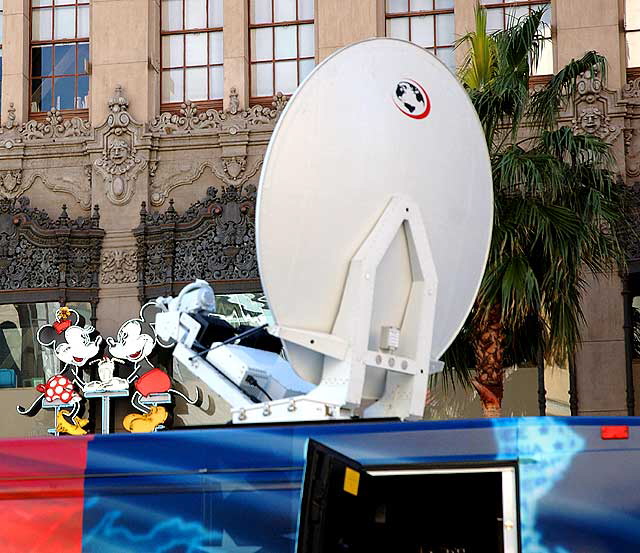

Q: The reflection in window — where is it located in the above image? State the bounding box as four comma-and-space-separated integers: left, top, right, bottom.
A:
0, 301, 92, 389
386, 0, 456, 72
249, 0, 315, 98
215, 293, 274, 328
30, 0, 89, 113
627, 0, 640, 68
480, 0, 552, 76
161, 0, 224, 105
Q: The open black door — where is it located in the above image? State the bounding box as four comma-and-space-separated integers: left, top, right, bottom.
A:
298, 440, 520, 553
297, 439, 373, 553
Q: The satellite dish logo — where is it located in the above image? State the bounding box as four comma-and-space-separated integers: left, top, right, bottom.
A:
393, 79, 431, 120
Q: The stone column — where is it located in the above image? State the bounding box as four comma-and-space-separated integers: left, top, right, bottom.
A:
2, 0, 29, 123
556, 0, 624, 90
223, 0, 249, 110
90, 0, 159, 123
89, 87, 150, 338
317, 0, 379, 62
454, 0, 477, 68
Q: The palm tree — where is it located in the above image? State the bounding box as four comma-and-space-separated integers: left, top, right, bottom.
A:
443, 4, 627, 417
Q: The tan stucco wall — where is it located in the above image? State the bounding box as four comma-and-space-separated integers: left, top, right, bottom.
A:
317, 0, 381, 61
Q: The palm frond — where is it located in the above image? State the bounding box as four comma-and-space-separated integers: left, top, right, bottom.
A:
529, 51, 607, 129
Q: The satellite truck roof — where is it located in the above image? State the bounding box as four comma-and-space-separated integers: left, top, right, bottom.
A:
257, 38, 493, 391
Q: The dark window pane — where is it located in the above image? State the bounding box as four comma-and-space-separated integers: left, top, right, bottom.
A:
77, 76, 89, 109
31, 77, 53, 112
32, 46, 53, 77
54, 43, 76, 76
53, 76, 75, 110
78, 42, 89, 75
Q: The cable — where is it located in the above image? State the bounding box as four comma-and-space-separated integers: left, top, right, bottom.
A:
245, 375, 273, 401
189, 323, 268, 361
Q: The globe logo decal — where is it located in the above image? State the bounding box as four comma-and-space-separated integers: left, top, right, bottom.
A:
393, 79, 430, 120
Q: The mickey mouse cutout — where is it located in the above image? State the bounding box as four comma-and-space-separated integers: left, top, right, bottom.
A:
17, 307, 102, 435
107, 302, 198, 432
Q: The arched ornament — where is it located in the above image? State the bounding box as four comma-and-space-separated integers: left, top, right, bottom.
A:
93, 86, 147, 205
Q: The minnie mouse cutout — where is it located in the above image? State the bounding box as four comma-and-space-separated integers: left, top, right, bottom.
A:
17, 307, 102, 435
107, 302, 198, 432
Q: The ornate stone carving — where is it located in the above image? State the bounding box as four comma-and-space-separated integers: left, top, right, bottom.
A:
0, 170, 29, 200
150, 156, 262, 206
572, 105, 620, 142
622, 77, 640, 179
621, 181, 640, 261
135, 185, 259, 300
20, 108, 91, 141
4, 103, 16, 130
624, 77, 640, 100
30, 172, 92, 209
214, 156, 263, 187
93, 86, 147, 205
0, 198, 104, 295
569, 71, 621, 144
101, 249, 138, 284
229, 87, 240, 114
148, 90, 288, 135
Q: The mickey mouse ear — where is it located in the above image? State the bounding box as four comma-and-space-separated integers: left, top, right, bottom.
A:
140, 301, 175, 348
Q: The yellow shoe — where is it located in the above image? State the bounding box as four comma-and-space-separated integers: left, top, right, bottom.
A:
74, 416, 90, 428
56, 410, 88, 436
123, 406, 168, 433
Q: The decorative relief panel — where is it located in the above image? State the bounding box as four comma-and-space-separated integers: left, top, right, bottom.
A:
0, 87, 288, 217
0, 170, 28, 200
29, 172, 92, 209
149, 156, 263, 207
564, 71, 622, 144
135, 184, 258, 301
101, 249, 138, 285
20, 108, 92, 142
622, 77, 640, 179
148, 88, 288, 136
93, 87, 147, 205
0, 198, 104, 305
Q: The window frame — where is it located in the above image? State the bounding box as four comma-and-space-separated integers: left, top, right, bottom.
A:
480, 0, 553, 77
248, 0, 315, 105
385, 0, 456, 65
480, 0, 549, 30
626, 0, 640, 78
160, 0, 224, 112
29, 0, 90, 119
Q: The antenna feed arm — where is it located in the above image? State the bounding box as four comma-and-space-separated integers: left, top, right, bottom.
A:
270, 326, 349, 360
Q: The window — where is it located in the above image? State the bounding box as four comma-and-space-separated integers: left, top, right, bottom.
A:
0, 302, 91, 389
161, 0, 223, 106
249, 0, 315, 99
627, 0, 640, 69
386, 0, 456, 72
481, 0, 552, 76
30, 0, 90, 113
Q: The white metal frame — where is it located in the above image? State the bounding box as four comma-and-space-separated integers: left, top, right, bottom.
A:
231, 195, 440, 423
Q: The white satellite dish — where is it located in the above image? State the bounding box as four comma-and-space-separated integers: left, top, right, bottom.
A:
256, 38, 492, 419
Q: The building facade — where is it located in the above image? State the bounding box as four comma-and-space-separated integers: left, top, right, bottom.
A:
0, 0, 638, 435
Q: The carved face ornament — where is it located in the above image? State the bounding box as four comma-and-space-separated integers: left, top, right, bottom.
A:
580, 108, 602, 134
108, 138, 130, 165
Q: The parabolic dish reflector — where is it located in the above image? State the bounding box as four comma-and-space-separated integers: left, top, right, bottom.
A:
257, 38, 492, 387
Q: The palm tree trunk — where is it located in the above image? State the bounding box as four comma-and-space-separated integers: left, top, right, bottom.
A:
472, 304, 505, 417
